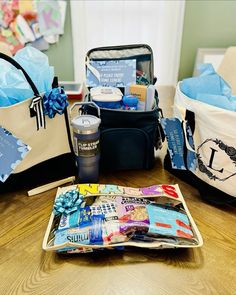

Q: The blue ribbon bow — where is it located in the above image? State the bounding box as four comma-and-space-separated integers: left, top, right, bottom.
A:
43, 87, 69, 119
53, 190, 84, 216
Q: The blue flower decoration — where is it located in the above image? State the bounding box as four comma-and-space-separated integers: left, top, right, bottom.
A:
43, 87, 69, 119
11, 160, 21, 170
53, 189, 84, 216
17, 139, 30, 159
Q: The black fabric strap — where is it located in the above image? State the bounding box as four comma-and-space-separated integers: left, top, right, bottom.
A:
181, 110, 195, 169
185, 110, 195, 135
64, 107, 75, 154
181, 120, 188, 170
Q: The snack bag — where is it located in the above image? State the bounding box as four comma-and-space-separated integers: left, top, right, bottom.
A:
46, 184, 203, 253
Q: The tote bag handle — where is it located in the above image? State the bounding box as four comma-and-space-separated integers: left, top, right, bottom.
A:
0, 52, 45, 130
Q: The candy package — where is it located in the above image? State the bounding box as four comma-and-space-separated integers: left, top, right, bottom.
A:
43, 184, 203, 254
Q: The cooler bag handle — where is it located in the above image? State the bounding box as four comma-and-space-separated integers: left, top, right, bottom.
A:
70, 101, 101, 118
0, 52, 45, 130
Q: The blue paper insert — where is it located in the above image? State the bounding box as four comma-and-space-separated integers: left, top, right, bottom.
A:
86, 59, 136, 87
0, 126, 31, 182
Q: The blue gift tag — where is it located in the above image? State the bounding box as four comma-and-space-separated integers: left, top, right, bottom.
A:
0, 126, 31, 182
86, 59, 136, 87
161, 118, 196, 171
161, 118, 186, 170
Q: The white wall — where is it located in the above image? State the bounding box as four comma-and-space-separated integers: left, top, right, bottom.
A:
70, 0, 185, 86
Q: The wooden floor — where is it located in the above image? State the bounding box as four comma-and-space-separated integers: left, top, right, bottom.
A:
0, 87, 235, 295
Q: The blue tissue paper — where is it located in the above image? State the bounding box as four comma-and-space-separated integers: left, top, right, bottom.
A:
180, 63, 236, 112
14, 46, 54, 93
230, 96, 236, 110
0, 46, 54, 107
196, 93, 234, 111
181, 75, 222, 99
0, 60, 34, 107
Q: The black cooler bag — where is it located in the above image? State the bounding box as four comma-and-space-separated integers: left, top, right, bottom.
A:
83, 44, 163, 171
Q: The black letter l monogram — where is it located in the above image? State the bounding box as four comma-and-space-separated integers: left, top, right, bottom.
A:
207, 148, 224, 173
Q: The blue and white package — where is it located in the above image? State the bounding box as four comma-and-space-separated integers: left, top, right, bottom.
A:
54, 227, 91, 246
58, 203, 86, 231
146, 204, 193, 239
79, 205, 92, 228
90, 214, 104, 245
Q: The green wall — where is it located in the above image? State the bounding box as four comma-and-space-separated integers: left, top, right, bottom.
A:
179, 0, 236, 80
45, 1, 74, 81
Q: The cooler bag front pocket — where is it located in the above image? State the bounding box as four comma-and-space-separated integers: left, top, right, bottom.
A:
100, 128, 151, 170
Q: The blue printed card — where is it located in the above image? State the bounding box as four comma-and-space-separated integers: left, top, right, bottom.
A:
0, 126, 31, 182
161, 118, 196, 171
86, 59, 136, 87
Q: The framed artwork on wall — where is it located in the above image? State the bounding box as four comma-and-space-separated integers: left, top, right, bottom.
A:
193, 48, 226, 76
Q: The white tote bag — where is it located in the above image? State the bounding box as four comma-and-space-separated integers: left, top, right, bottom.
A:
0, 53, 76, 192
173, 82, 236, 198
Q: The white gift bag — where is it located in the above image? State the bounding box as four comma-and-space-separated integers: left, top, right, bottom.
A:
0, 53, 76, 192
173, 82, 236, 199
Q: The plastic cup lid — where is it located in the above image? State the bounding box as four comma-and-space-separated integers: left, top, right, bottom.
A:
71, 115, 101, 131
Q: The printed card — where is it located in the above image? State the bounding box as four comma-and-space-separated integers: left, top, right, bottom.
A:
86, 59, 136, 87
0, 126, 31, 182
